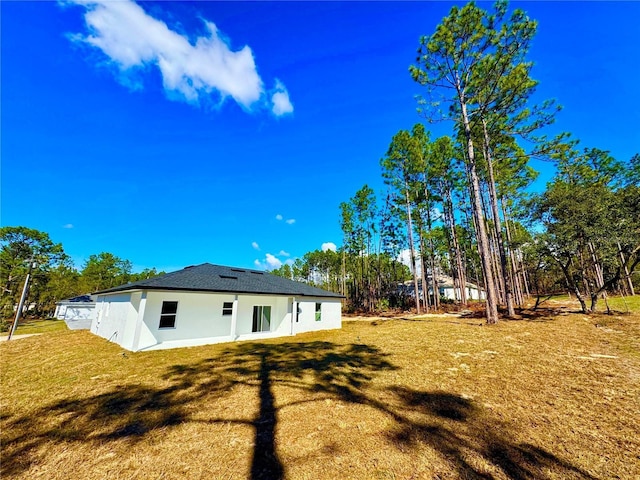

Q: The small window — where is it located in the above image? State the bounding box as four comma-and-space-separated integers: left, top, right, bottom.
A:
222, 302, 233, 316
159, 301, 178, 328
315, 302, 322, 322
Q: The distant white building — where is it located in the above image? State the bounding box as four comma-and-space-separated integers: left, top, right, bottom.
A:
401, 276, 486, 302
436, 277, 486, 301
90, 263, 343, 352
54, 295, 96, 330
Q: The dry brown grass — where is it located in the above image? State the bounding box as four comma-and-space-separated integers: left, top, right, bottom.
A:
2, 304, 639, 479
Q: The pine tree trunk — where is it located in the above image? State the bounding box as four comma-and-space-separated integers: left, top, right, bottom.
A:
426, 205, 440, 310
479, 180, 504, 305
521, 257, 531, 298
418, 228, 430, 312
443, 189, 466, 304
482, 119, 515, 317
404, 183, 421, 313
442, 203, 459, 302
447, 189, 468, 305
341, 250, 346, 296
488, 222, 506, 304
501, 199, 524, 306
459, 99, 499, 324
462, 196, 483, 302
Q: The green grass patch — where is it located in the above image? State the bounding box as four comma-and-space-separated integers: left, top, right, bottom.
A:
605, 294, 640, 313
1, 318, 68, 335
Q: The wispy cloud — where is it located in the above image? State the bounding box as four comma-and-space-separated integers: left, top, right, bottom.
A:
251, 241, 260, 250
271, 79, 293, 116
63, 223, 74, 229
277, 250, 290, 257
321, 242, 336, 252
275, 214, 295, 224
65, 0, 293, 116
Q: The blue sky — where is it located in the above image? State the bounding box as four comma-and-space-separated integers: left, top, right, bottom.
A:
2, 1, 639, 273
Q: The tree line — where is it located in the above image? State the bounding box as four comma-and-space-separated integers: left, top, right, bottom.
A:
0, 226, 163, 319
274, 1, 640, 318
4, 2, 638, 322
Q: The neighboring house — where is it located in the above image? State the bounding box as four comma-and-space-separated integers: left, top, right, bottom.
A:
55, 294, 96, 330
401, 276, 486, 302
90, 263, 343, 352
436, 277, 486, 301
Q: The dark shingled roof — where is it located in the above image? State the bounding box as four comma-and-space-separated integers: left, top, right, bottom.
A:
93, 263, 344, 298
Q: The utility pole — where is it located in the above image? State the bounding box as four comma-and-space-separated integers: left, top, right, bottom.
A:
7, 259, 36, 341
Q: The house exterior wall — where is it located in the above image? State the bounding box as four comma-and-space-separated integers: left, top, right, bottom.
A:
55, 303, 96, 330
293, 298, 342, 334
439, 286, 486, 301
140, 291, 235, 348
54, 304, 66, 319
235, 295, 290, 337
63, 306, 94, 330
91, 293, 137, 347
91, 289, 342, 352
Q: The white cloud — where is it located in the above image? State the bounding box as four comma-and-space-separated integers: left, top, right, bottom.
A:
266, 253, 282, 269
63, 223, 74, 229
321, 242, 337, 252
67, 0, 293, 115
277, 250, 290, 257
255, 253, 282, 270
271, 79, 293, 116
251, 241, 260, 250
285, 259, 295, 266
276, 214, 295, 224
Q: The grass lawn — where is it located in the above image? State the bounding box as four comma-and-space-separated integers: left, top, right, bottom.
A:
2, 303, 639, 479
1, 318, 68, 336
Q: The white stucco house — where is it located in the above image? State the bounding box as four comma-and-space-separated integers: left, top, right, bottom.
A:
90, 263, 343, 352
436, 277, 486, 301
54, 295, 96, 330
401, 276, 486, 302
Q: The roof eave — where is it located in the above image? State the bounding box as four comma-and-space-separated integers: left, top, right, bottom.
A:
94, 285, 344, 298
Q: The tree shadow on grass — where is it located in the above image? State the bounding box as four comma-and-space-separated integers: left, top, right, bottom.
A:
382, 386, 598, 479
1, 341, 394, 479
3, 340, 598, 480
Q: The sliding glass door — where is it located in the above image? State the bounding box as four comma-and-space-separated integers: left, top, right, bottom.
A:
252, 306, 271, 332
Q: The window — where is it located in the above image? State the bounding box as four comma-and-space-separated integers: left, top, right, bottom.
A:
252, 306, 271, 332
315, 302, 322, 322
222, 302, 233, 316
159, 301, 178, 328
